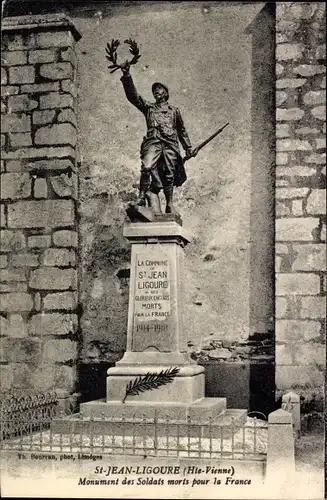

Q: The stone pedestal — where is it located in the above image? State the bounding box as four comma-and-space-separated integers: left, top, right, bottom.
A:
52, 216, 247, 435
80, 219, 228, 423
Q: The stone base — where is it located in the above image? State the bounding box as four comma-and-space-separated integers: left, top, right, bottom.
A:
126, 205, 182, 226
52, 400, 247, 439
106, 364, 205, 404
126, 205, 155, 223
80, 396, 227, 421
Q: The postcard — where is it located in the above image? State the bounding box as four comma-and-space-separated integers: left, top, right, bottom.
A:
1, 1, 325, 499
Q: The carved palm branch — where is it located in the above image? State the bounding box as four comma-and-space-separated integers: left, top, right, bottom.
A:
123, 367, 180, 403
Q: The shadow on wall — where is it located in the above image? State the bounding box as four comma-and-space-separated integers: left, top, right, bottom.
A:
248, 3, 276, 413
247, 2, 276, 338
3, 1, 272, 17
205, 363, 276, 416
78, 362, 114, 403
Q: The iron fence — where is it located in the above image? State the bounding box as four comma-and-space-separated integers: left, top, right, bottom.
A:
1, 391, 58, 440
0, 396, 268, 460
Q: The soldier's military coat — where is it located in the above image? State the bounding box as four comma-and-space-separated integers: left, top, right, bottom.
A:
121, 74, 192, 191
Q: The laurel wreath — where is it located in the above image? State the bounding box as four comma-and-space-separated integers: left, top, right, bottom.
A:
105, 38, 141, 74
122, 367, 180, 403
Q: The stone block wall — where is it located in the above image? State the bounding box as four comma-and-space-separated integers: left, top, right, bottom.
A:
1, 4, 325, 415
0, 15, 81, 403
275, 3, 326, 410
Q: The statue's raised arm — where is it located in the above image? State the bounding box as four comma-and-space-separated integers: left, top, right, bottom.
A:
106, 38, 147, 114
120, 63, 148, 114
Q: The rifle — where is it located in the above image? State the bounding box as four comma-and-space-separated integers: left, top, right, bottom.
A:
183, 122, 229, 163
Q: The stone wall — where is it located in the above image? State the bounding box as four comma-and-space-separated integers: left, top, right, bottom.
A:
275, 2, 326, 411
0, 15, 81, 405
1, 3, 325, 415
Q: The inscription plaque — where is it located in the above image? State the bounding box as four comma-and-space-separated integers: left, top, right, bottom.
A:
132, 250, 173, 350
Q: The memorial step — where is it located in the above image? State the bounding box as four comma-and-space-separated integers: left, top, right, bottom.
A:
211, 409, 248, 438
51, 400, 247, 439
79, 396, 227, 421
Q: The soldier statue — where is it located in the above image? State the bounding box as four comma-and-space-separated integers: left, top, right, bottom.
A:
106, 39, 228, 218
119, 61, 198, 215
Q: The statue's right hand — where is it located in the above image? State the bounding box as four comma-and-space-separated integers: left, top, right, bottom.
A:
120, 60, 130, 75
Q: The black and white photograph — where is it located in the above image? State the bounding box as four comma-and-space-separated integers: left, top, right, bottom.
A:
0, 1, 326, 499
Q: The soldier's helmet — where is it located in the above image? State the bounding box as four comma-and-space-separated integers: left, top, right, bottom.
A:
152, 82, 169, 100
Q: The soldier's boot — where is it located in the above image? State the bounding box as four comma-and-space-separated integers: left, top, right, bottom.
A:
134, 171, 150, 207
164, 185, 176, 214
147, 191, 162, 215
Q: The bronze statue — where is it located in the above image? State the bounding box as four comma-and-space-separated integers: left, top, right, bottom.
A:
106, 39, 198, 217
106, 39, 229, 219
120, 70, 198, 215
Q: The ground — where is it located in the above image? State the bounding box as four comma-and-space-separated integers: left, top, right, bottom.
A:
293, 428, 325, 500
0, 425, 324, 499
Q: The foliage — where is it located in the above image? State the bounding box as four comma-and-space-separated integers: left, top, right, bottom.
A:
105, 38, 141, 73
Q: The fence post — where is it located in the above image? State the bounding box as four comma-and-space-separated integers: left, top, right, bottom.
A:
282, 391, 301, 438
265, 409, 295, 493
56, 389, 70, 415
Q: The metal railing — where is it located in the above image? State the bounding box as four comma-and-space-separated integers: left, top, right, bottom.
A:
1, 397, 268, 460
1, 391, 58, 440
